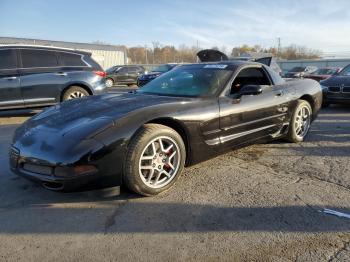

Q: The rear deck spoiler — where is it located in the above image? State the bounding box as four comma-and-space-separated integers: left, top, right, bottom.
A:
196, 49, 272, 66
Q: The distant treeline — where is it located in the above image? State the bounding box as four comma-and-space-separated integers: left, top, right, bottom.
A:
93, 41, 322, 64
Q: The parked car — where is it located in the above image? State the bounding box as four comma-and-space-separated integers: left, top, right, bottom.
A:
105, 65, 145, 87
0, 45, 107, 110
304, 67, 341, 82
137, 64, 177, 86
10, 60, 322, 196
283, 66, 318, 78
320, 64, 350, 106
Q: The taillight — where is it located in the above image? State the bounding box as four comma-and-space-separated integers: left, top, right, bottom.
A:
94, 71, 107, 77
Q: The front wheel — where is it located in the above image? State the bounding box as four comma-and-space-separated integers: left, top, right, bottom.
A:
286, 99, 312, 143
124, 124, 186, 196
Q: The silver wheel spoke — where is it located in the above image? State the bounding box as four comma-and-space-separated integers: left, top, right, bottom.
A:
141, 165, 153, 170
164, 144, 174, 153
158, 138, 165, 152
154, 171, 162, 184
168, 162, 175, 170
169, 151, 176, 160
151, 142, 157, 155
147, 169, 155, 182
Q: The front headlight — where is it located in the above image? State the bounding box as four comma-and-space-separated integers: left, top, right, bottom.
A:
321, 85, 328, 91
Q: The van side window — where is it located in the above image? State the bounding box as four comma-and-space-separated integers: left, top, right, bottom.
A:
59, 52, 87, 67
21, 49, 58, 68
0, 49, 17, 70
231, 67, 271, 94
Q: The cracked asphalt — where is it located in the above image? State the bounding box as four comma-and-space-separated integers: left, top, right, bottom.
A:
0, 105, 349, 261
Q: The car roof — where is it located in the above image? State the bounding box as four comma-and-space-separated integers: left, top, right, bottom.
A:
0, 44, 91, 56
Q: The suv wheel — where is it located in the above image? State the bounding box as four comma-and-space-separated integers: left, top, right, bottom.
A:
62, 86, 90, 101
105, 78, 114, 88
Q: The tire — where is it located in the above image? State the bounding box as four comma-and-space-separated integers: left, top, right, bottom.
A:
286, 99, 312, 143
124, 124, 186, 196
105, 78, 114, 88
62, 86, 90, 101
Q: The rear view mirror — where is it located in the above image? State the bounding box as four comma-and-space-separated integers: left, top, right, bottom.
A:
239, 85, 263, 96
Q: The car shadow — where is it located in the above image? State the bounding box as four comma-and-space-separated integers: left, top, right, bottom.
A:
0, 198, 349, 234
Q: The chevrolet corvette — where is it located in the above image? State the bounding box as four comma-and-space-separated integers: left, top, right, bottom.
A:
10, 61, 322, 196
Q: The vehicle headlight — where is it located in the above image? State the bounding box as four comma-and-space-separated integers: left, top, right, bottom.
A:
321, 85, 328, 91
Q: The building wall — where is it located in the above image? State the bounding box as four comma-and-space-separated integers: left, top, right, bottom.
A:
278, 58, 350, 72
81, 49, 125, 69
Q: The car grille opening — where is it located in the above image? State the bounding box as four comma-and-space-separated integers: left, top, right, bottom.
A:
22, 163, 53, 176
328, 86, 341, 92
343, 86, 350, 93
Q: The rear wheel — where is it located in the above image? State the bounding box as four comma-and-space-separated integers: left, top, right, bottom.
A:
105, 78, 114, 88
124, 124, 186, 196
286, 99, 312, 143
62, 86, 89, 101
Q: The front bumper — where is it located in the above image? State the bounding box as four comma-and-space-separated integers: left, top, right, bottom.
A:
9, 140, 124, 191
11, 166, 100, 191
324, 96, 350, 104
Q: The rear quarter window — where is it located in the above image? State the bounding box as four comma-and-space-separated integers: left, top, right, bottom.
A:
58, 52, 87, 67
0, 49, 17, 70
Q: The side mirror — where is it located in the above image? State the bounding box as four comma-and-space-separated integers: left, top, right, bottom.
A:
239, 85, 263, 96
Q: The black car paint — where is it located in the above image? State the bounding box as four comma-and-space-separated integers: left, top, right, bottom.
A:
0, 46, 107, 110
10, 61, 322, 191
321, 67, 350, 104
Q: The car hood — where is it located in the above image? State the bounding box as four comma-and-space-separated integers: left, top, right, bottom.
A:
321, 75, 350, 86
15, 93, 187, 141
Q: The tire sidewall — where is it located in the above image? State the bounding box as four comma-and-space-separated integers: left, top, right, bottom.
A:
124, 125, 186, 196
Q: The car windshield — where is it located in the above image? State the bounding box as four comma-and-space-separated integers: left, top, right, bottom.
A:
106, 66, 121, 73
138, 65, 233, 97
314, 68, 337, 75
340, 66, 350, 76
151, 64, 174, 73
289, 67, 305, 72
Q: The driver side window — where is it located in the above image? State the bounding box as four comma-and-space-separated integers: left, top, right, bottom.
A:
231, 67, 271, 95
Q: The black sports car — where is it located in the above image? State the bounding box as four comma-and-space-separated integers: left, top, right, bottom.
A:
137, 64, 177, 87
10, 61, 322, 196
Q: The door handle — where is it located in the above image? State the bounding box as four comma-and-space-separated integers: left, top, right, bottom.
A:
3, 76, 18, 80
55, 72, 68, 76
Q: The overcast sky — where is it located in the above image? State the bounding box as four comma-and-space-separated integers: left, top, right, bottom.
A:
1, 0, 350, 54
